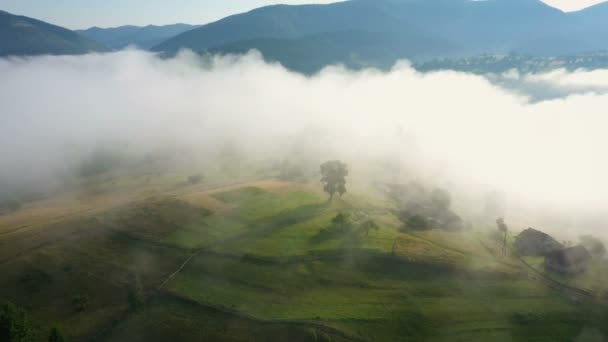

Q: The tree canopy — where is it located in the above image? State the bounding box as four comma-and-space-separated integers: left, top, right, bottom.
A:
320, 161, 348, 200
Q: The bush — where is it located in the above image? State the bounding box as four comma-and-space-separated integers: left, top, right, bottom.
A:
48, 326, 66, 342
71, 295, 90, 313
0, 302, 31, 342
395, 184, 463, 231
406, 215, 429, 230
187, 174, 203, 185
311, 213, 353, 243
580, 235, 606, 257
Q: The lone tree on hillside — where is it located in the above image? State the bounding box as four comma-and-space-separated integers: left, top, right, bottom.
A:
320, 161, 348, 201
496, 218, 508, 256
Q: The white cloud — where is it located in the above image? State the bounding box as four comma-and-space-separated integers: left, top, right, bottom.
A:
1, 50, 608, 225
541, 0, 606, 11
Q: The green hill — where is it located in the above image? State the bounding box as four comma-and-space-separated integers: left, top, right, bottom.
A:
1, 167, 607, 341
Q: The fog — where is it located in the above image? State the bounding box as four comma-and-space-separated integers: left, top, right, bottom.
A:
1, 50, 608, 234
492, 68, 608, 101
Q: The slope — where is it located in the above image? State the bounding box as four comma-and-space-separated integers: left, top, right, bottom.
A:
0, 10, 107, 56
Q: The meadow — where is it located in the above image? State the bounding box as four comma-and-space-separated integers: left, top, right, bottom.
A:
1, 173, 606, 341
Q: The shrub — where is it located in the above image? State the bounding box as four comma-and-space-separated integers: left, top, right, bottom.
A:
406, 215, 429, 230
187, 174, 203, 185
48, 326, 66, 342
71, 295, 90, 313
0, 302, 31, 342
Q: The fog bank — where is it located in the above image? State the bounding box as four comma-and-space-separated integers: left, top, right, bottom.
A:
1, 50, 607, 225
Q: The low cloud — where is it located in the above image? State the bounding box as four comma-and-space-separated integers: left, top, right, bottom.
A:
491, 68, 608, 101
1, 50, 608, 232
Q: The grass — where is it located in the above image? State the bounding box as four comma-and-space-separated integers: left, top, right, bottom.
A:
523, 256, 608, 297
167, 250, 584, 341
1, 178, 608, 341
162, 186, 325, 250
105, 295, 353, 342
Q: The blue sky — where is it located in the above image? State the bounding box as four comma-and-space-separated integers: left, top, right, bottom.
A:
1, 0, 605, 29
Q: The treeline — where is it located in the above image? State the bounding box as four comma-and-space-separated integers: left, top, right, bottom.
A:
0, 302, 65, 342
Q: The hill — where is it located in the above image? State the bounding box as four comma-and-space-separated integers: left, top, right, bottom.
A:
77, 24, 200, 50
152, 0, 608, 73
1, 159, 607, 341
0, 10, 106, 56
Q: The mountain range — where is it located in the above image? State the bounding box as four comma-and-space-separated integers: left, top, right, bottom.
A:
0, 10, 105, 56
76, 24, 200, 50
2, 0, 608, 73
152, 0, 608, 71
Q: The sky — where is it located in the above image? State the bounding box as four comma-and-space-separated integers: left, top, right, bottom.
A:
1, 0, 606, 29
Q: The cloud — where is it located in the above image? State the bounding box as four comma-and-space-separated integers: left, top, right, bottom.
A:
1, 50, 608, 226
491, 68, 608, 101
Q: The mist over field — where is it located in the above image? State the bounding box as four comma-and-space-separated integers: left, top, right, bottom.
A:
1, 50, 608, 230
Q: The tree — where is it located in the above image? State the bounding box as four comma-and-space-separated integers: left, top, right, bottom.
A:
320, 161, 348, 200
580, 235, 606, 257
48, 327, 66, 342
406, 214, 429, 230
0, 302, 31, 342
496, 218, 508, 256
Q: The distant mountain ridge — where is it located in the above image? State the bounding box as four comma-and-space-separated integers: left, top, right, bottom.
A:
77, 24, 201, 50
4, 0, 608, 73
0, 10, 106, 56
150, 0, 608, 73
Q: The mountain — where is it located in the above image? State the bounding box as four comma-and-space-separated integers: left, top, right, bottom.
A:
153, 1, 415, 53
210, 30, 458, 73
0, 10, 106, 56
77, 24, 200, 50
152, 0, 608, 73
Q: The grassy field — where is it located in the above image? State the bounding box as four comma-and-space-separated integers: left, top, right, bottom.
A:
523, 256, 608, 298
1, 177, 607, 341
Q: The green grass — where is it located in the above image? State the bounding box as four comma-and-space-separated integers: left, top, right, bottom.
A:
162, 187, 325, 250
2, 181, 608, 341
211, 211, 399, 258
524, 256, 608, 296
167, 250, 587, 341
105, 295, 353, 342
